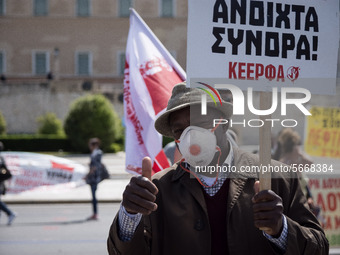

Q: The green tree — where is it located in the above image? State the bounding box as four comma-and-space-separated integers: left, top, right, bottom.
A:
64, 94, 123, 152
37, 112, 64, 135
0, 111, 7, 135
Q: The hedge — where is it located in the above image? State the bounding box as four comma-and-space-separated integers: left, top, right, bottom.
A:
0, 134, 125, 153
37, 112, 64, 135
0, 135, 74, 152
163, 136, 174, 148
0, 111, 6, 135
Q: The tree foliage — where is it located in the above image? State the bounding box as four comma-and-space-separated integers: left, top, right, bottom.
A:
37, 112, 64, 135
0, 111, 7, 135
64, 94, 123, 152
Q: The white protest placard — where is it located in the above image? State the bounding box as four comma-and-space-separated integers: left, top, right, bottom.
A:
187, 0, 339, 94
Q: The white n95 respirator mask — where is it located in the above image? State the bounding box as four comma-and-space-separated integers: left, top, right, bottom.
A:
176, 126, 218, 167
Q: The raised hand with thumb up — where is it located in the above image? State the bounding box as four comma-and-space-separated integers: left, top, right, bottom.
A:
122, 157, 159, 215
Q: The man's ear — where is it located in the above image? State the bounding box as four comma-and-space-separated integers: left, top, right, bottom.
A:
174, 140, 182, 155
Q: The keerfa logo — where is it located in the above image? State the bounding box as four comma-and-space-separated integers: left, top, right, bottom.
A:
287, 66, 300, 82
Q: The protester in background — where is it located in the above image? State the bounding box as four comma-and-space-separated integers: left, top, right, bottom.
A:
277, 128, 312, 194
86, 138, 103, 220
277, 128, 312, 167
0, 142, 17, 225
271, 130, 282, 161
108, 83, 328, 255
276, 128, 320, 218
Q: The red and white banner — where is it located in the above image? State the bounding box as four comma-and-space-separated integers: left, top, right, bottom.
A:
2, 152, 87, 194
124, 9, 186, 175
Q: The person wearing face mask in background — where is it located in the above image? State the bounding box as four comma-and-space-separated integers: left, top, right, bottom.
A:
107, 82, 328, 255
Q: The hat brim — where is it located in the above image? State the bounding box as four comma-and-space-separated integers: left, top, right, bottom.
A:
155, 101, 233, 138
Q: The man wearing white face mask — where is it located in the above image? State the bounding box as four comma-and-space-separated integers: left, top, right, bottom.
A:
108, 82, 328, 255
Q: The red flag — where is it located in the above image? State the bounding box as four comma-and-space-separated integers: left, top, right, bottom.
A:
124, 9, 186, 175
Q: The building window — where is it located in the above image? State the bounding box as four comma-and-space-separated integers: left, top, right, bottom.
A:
160, 0, 174, 17
0, 51, 5, 74
77, 0, 91, 17
119, 0, 132, 17
0, 0, 6, 16
34, 0, 48, 16
76, 52, 92, 75
33, 51, 49, 75
118, 52, 126, 76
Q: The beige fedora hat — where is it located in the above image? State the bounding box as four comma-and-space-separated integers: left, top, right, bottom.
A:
155, 82, 233, 137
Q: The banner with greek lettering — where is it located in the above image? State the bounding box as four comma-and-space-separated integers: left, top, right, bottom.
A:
2, 152, 87, 194
305, 106, 340, 158
308, 176, 340, 247
187, 0, 339, 94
